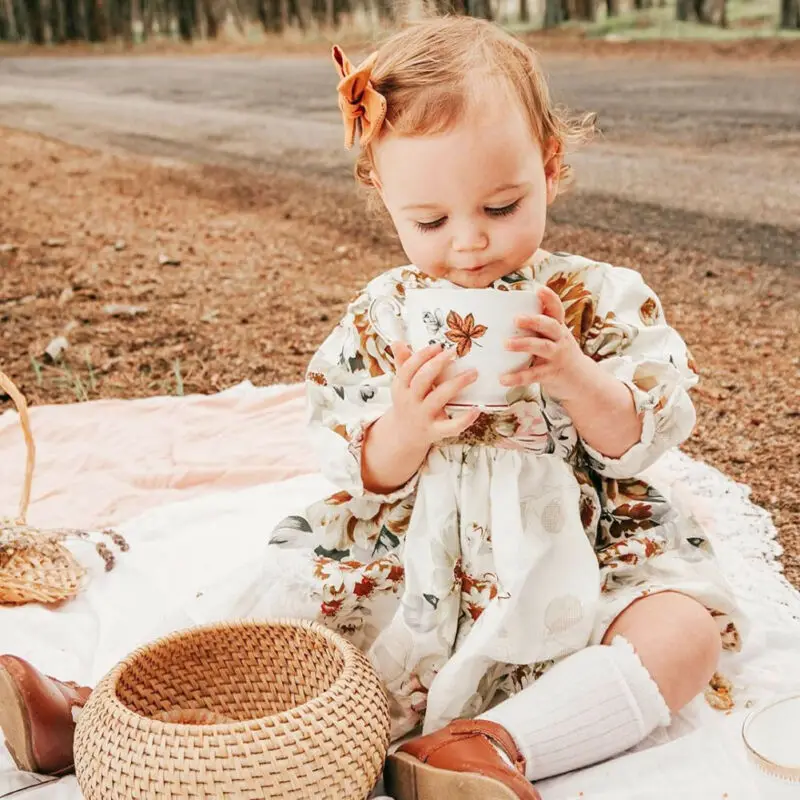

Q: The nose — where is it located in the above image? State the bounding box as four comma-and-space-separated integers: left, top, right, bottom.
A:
451, 221, 489, 253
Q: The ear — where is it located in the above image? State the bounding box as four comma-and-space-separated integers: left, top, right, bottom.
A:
369, 168, 384, 195
543, 138, 562, 205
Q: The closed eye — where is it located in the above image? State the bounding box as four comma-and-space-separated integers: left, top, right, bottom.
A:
414, 217, 447, 233
486, 199, 521, 218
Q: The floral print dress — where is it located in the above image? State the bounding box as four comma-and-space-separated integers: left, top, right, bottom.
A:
269, 252, 742, 741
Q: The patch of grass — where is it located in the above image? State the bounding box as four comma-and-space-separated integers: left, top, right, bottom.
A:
173, 359, 184, 397
505, 0, 799, 41
30, 356, 44, 387
582, 0, 798, 40
30, 354, 95, 402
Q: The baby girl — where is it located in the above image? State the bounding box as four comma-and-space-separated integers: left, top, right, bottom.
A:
268, 15, 742, 799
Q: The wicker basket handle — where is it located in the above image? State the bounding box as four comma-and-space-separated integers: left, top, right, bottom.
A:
0, 370, 35, 525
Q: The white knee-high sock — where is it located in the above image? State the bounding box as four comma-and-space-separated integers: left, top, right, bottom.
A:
479, 636, 671, 781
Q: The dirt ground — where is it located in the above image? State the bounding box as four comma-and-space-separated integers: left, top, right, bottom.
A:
1, 126, 797, 588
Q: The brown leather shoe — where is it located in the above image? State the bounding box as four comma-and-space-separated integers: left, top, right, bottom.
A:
0, 655, 92, 776
385, 718, 541, 800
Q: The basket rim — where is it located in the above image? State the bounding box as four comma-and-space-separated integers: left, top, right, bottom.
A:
95, 617, 379, 733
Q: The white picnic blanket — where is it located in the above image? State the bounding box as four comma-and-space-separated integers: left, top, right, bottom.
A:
1, 384, 799, 799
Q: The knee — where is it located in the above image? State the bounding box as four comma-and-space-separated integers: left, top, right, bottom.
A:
681, 600, 722, 685
658, 594, 721, 713
605, 591, 722, 714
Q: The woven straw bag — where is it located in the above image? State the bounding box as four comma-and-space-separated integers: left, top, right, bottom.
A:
74, 619, 391, 799
0, 371, 126, 605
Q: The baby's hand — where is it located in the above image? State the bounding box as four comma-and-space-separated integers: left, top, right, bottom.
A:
501, 286, 593, 402
391, 342, 480, 446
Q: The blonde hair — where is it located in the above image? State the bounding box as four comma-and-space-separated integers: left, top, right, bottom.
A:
353, 15, 596, 194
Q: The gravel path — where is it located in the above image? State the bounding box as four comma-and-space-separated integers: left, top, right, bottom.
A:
0, 53, 798, 265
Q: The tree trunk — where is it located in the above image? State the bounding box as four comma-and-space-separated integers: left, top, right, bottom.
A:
571, 0, 594, 20
107, 0, 132, 38
288, 0, 309, 29
781, 0, 800, 27
692, 0, 710, 21
0, 0, 12, 38
50, 0, 65, 40
465, 0, 491, 16
202, 0, 216, 35
85, 0, 107, 39
1, 0, 19, 38
605, 0, 616, 14
518, 0, 529, 21
119, 0, 132, 40
141, 0, 153, 37
259, 0, 285, 31
675, 0, 689, 18
24, 0, 44, 40
11, 0, 26, 37
543, 0, 562, 26
157, 0, 170, 35
228, 0, 245, 32
256, 0, 271, 28
177, 0, 193, 39
62, 0, 82, 38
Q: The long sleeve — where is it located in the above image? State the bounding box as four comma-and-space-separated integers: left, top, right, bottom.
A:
306, 276, 421, 504
576, 264, 698, 479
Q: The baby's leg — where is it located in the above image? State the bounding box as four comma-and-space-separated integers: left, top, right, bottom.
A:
480, 590, 721, 781
601, 590, 721, 712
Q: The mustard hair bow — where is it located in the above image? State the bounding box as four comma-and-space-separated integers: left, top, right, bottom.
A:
333, 45, 388, 150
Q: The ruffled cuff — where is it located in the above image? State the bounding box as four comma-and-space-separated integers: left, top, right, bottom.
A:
346, 414, 422, 504
313, 410, 422, 506
580, 361, 696, 479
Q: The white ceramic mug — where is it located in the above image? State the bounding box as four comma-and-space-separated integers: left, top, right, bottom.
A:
368, 287, 540, 408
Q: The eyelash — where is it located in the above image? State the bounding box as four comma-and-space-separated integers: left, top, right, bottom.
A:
414, 199, 522, 233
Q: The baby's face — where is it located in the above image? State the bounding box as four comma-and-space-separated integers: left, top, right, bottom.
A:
373, 102, 560, 289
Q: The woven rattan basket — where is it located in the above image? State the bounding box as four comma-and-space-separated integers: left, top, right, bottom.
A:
0, 370, 84, 605
74, 619, 391, 799
0, 371, 126, 605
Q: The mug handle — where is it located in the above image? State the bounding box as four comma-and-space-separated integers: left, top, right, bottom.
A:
367, 295, 405, 344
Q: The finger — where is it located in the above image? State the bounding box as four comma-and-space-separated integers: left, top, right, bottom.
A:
409, 347, 458, 399
514, 314, 563, 342
397, 343, 443, 386
500, 366, 546, 387
424, 367, 478, 412
505, 336, 557, 360
537, 286, 566, 324
391, 341, 413, 367
434, 407, 481, 439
